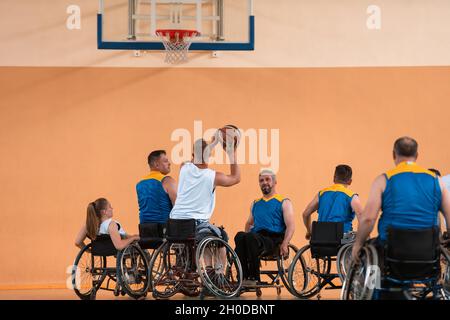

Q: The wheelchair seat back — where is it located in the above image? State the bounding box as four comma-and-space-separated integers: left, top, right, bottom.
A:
167, 219, 196, 242
91, 234, 117, 256
310, 221, 344, 258
138, 222, 166, 249
385, 227, 440, 281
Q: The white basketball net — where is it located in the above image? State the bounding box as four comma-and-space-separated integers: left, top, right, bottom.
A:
156, 30, 199, 64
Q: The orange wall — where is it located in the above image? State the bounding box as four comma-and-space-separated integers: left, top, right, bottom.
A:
0, 66, 449, 287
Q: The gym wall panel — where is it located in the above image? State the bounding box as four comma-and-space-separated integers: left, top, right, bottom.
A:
1, 0, 450, 67
0, 66, 449, 286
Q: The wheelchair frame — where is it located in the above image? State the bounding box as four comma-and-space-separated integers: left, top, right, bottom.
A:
342, 230, 450, 300
287, 223, 354, 299
238, 243, 298, 297
148, 219, 243, 299
71, 235, 151, 300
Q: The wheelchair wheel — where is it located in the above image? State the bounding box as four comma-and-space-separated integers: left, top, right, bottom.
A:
337, 243, 353, 282
440, 245, 450, 299
341, 244, 378, 300
117, 243, 150, 300
287, 245, 331, 299
149, 241, 189, 299
72, 244, 106, 300
196, 237, 243, 298
277, 244, 298, 295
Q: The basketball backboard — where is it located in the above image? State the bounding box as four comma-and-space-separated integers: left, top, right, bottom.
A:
98, 0, 254, 51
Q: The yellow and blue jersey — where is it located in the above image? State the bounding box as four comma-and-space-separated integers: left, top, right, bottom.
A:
136, 171, 173, 224
378, 161, 442, 242
318, 184, 357, 233
251, 194, 287, 234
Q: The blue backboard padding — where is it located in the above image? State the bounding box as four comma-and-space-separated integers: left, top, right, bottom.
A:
97, 14, 254, 51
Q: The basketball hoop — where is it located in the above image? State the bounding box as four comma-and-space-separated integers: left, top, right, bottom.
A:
156, 29, 200, 64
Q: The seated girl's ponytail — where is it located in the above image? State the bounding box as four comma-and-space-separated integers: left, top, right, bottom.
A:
86, 198, 108, 240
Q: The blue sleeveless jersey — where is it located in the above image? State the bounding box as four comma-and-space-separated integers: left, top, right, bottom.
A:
318, 184, 357, 233
251, 194, 287, 234
136, 171, 173, 224
378, 161, 441, 242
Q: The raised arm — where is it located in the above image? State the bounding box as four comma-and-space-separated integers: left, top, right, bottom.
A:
162, 176, 178, 205
302, 194, 319, 240
352, 174, 385, 260
214, 149, 241, 187
281, 199, 295, 255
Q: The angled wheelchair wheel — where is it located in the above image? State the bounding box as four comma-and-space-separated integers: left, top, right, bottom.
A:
337, 243, 353, 282
72, 244, 107, 300
149, 241, 188, 299
287, 245, 331, 299
196, 237, 243, 298
117, 243, 150, 300
277, 244, 298, 295
341, 245, 378, 300
440, 245, 450, 299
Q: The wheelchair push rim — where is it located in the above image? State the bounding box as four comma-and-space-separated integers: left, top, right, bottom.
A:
336, 242, 353, 282
117, 243, 151, 299
277, 244, 299, 295
440, 245, 450, 299
341, 244, 378, 300
196, 237, 243, 298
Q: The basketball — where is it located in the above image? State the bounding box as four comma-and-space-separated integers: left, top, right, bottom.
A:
219, 124, 241, 149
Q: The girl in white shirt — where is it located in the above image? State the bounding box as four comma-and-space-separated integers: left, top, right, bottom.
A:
75, 198, 139, 250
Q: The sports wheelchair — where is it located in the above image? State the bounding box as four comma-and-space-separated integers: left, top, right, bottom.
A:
71, 234, 151, 300
238, 242, 298, 297
138, 222, 166, 258
149, 219, 243, 299
287, 222, 354, 299
341, 227, 450, 300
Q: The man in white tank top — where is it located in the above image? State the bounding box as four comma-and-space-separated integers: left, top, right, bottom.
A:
170, 135, 241, 242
